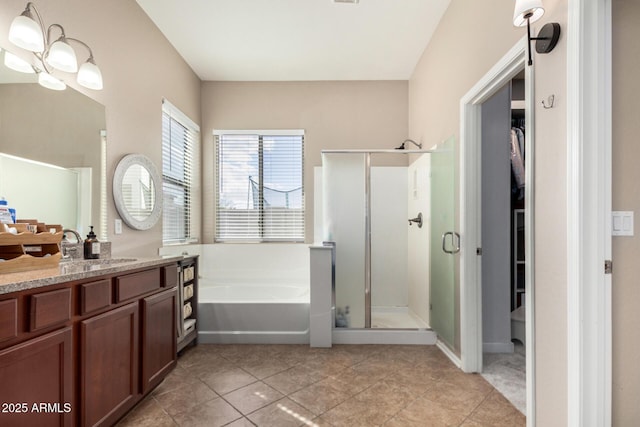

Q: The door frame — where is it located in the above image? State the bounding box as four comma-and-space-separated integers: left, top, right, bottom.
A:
460, 0, 614, 422
566, 0, 612, 425
459, 36, 535, 419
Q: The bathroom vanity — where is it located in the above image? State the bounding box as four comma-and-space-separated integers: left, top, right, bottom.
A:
0, 257, 182, 427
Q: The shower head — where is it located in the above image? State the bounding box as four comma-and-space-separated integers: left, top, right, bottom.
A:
395, 139, 422, 150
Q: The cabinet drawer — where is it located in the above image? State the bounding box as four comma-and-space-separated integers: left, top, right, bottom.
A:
80, 279, 112, 315
0, 299, 18, 342
162, 264, 179, 288
30, 288, 71, 332
115, 269, 161, 302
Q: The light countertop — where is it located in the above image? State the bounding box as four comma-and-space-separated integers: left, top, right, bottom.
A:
0, 256, 183, 295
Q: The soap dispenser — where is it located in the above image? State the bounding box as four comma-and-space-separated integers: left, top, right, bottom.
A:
84, 226, 100, 259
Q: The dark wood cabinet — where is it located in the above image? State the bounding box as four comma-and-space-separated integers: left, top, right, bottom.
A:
0, 298, 17, 343
0, 327, 73, 427
80, 302, 139, 427
0, 261, 180, 427
141, 287, 177, 393
114, 269, 161, 303
30, 288, 71, 332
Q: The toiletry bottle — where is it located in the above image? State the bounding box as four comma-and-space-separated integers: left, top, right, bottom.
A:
0, 197, 14, 224
84, 226, 100, 259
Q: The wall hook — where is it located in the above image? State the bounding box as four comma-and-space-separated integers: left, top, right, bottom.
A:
542, 94, 555, 109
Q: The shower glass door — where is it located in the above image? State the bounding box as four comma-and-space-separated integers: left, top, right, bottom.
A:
322, 152, 366, 328
430, 136, 457, 349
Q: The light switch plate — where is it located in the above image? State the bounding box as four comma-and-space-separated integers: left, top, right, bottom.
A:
114, 219, 123, 235
612, 211, 634, 236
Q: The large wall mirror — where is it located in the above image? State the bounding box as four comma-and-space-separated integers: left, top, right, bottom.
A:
0, 47, 107, 239
113, 154, 162, 231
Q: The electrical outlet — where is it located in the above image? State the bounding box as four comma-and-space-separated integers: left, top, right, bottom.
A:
114, 219, 122, 235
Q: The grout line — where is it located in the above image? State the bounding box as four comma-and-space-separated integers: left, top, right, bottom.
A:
152, 344, 522, 427
458, 388, 496, 426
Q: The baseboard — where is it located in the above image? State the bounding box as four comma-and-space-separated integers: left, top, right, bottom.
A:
437, 339, 462, 368
483, 341, 515, 353
332, 329, 437, 345
198, 330, 309, 344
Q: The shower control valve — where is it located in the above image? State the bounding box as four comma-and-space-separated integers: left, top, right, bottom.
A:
408, 212, 423, 228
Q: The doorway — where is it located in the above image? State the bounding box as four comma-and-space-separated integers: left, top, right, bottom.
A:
459, 38, 535, 423
478, 75, 527, 414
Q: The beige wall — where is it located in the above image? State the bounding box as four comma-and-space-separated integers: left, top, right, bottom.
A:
612, 0, 640, 424
409, 0, 568, 424
200, 81, 408, 242
2, 0, 636, 423
0, 0, 201, 256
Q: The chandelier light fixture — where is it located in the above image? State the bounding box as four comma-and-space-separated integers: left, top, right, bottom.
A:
7, 2, 103, 90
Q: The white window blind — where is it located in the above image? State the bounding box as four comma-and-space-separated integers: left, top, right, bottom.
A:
215, 131, 304, 242
162, 100, 199, 244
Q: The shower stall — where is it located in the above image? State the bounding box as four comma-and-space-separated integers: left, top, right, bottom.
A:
318, 137, 457, 347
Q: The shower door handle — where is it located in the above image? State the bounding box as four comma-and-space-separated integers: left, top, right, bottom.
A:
442, 231, 461, 254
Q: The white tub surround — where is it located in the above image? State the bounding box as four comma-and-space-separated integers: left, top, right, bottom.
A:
200, 284, 307, 302
198, 289, 310, 344
193, 243, 310, 344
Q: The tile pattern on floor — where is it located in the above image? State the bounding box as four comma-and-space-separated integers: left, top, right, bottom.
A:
116, 344, 525, 427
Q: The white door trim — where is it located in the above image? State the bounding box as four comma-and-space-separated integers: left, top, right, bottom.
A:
566, 0, 612, 425
459, 37, 536, 425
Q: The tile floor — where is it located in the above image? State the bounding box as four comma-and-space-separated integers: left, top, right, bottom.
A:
117, 344, 525, 427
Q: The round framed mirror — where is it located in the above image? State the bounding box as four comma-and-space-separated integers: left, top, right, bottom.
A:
113, 154, 162, 230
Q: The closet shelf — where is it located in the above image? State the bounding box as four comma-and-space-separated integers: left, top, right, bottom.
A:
511, 100, 525, 110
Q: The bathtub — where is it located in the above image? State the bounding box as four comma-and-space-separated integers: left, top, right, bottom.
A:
195, 243, 311, 344
200, 283, 309, 303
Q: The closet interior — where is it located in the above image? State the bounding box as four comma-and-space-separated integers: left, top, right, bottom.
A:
479, 72, 527, 416
510, 73, 526, 347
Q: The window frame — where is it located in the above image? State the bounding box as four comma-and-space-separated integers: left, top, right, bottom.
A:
214, 129, 305, 243
162, 99, 200, 245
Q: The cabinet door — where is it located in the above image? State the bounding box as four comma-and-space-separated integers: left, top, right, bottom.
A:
0, 327, 72, 427
141, 287, 177, 393
81, 302, 139, 427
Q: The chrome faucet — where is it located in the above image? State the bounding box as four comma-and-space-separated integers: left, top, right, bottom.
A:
63, 229, 83, 243
61, 244, 79, 259
61, 229, 83, 260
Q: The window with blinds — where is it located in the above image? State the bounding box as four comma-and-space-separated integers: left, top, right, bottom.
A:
215, 131, 304, 242
162, 100, 199, 244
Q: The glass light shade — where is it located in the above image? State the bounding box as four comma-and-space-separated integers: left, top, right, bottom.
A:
47, 39, 78, 73
77, 61, 103, 90
513, 0, 545, 27
8, 14, 44, 52
4, 51, 35, 74
38, 72, 66, 91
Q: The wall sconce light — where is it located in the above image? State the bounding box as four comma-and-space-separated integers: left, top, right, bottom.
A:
7, 2, 103, 90
513, 0, 561, 66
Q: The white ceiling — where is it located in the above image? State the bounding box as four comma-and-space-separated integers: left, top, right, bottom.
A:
136, 0, 451, 81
